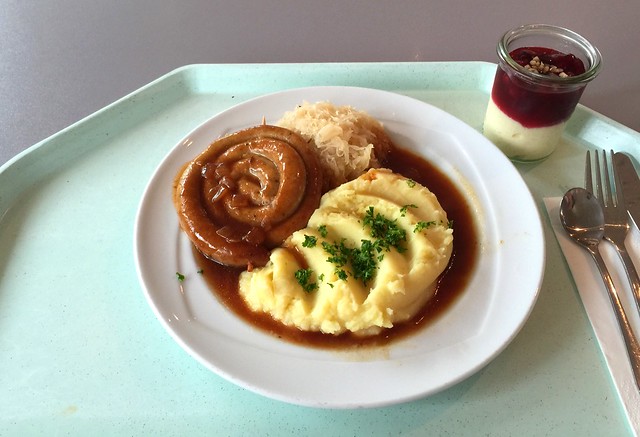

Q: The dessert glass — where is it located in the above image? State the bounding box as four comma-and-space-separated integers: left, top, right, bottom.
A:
483, 24, 602, 162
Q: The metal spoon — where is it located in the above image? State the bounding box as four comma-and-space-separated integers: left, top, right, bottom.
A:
560, 187, 640, 390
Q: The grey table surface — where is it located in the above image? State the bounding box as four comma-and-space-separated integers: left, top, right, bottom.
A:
1, 0, 639, 167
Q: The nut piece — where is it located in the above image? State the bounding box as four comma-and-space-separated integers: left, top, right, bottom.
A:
524, 56, 569, 78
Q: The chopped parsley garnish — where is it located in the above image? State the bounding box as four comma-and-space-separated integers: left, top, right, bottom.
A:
294, 268, 318, 292
318, 225, 328, 238
336, 269, 348, 281
414, 221, 437, 233
307, 207, 408, 287
322, 240, 350, 268
321, 240, 350, 281
197, 269, 204, 274
400, 204, 417, 217
302, 235, 317, 248
320, 239, 351, 281
406, 179, 416, 188
350, 239, 379, 284
176, 272, 185, 282
362, 206, 407, 253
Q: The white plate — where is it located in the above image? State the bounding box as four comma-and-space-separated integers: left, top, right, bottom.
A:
134, 86, 544, 408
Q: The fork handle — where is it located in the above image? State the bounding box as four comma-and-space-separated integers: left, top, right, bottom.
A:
613, 244, 640, 315
588, 246, 640, 390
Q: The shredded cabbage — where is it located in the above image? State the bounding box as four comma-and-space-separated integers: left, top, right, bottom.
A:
277, 101, 389, 190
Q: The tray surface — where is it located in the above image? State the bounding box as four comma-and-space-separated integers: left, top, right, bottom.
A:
1, 62, 638, 435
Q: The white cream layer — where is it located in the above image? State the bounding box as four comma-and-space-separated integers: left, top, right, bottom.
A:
483, 97, 565, 161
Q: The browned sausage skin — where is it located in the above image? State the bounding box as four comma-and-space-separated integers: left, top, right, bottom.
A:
174, 125, 323, 268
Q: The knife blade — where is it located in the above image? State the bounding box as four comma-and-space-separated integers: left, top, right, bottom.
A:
614, 152, 640, 230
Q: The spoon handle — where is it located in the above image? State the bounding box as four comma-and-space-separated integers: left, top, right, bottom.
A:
589, 246, 640, 390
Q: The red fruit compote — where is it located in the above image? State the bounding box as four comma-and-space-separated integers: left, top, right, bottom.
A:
483, 25, 601, 161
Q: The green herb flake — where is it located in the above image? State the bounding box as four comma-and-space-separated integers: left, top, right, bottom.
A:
362, 206, 407, 253
350, 239, 378, 285
406, 179, 416, 188
318, 225, 328, 238
322, 240, 349, 268
316, 207, 412, 287
302, 234, 317, 248
197, 269, 204, 274
414, 221, 437, 233
294, 268, 318, 293
176, 272, 185, 282
400, 203, 418, 217
336, 269, 348, 281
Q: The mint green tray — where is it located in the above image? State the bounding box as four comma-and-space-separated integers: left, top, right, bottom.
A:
1, 62, 638, 435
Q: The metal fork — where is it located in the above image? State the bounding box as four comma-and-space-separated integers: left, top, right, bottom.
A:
586, 149, 640, 314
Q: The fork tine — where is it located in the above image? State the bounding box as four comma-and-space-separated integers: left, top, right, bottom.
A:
603, 150, 614, 207
595, 150, 604, 201
585, 150, 593, 193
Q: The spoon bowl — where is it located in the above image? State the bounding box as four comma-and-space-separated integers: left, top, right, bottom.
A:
559, 187, 605, 249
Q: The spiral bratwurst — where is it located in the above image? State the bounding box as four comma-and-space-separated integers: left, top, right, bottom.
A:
174, 125, 323, 268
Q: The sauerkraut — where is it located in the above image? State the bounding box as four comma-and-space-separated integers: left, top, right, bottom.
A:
277, 101, 392, 191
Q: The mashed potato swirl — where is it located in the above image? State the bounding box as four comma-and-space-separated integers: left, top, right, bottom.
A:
239, 168, 453, 335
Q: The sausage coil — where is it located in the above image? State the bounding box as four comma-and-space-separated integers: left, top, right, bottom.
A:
174, 125, 323, 268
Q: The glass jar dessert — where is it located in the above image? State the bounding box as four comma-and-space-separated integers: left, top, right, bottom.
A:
483, 24, 602, 162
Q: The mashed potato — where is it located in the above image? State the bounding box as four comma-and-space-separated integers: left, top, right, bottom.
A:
277, 101, 392, 191
239, 168, 453, 335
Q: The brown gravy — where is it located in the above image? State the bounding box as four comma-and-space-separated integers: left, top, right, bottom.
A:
192, 145, 479, 349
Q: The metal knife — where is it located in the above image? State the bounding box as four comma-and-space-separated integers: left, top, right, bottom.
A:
614, 152, 640, 230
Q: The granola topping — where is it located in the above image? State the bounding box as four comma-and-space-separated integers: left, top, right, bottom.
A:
509, 46, 586, 78
524, 56, 569, 78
